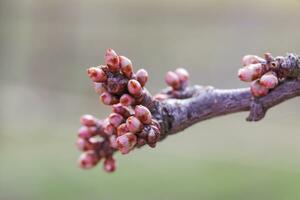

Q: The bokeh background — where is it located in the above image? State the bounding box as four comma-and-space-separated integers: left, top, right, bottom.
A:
1, 0, 300, 199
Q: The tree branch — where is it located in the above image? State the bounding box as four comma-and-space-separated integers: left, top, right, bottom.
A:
77, 50, 300, 172
156, 79, 300, 138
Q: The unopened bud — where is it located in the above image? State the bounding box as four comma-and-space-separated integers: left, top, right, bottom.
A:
76, 137, 101, 151
242, 55, 263, 66
116, 132, 137, 154
238, 63, 264, 82
126, 116, 143, 133
134, 105, 152, 124
175, 68, 189, 83
103, 157, 116, 173
108, 113, 124, 127
112, 104, 131, 118
103, 123, 116, 135
153, 93, 168, 101
78, 126, 97, 139
93, 82, 107, 94
80, 114, 96, 126
260, 72, 278, 89
105, 48, 120, 72
165, 71, 180, 89
109, 135, 118, 149
128, 79, 142, 97
250, 80, 269, 97
136, 69, 148, 87
87, 66, 107, 82
78, 151, 100, 169
100, 92, 118, 105
117, 123, 129, 136
120, 94, 135, 106
119, 55, 133, 78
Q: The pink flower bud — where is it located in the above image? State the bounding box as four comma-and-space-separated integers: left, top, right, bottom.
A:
250, 80, 269, 97
117, 123, 129, 136
128, 79, 142, 97
100, 92, 118, 105
105, 48, 120, 72
137, 138, 146, 147
136, 69, 148, 87
109, 135, 118, 149
80, 114, 96, 126
165, 71, 180, 90
78, 151, 100, 169
119, 55, 133, 78
103, 157, 116, 172
78, 126, 97, 139
87, 66, 107, 82
153, 93, 168, 101
134, 105, 152, 124
103, 123, 116, 135
108, 113, 124, 127
242, 55, 263, 66
112, 104, 131, 118
76, 137, 89, 151
116, 132, 137, 154
120, 94, 135, 106
126, 116, 143, 133
238, 63, 264, 82
93, 82, 107, 94
260, 72, 278, 89
175, 68, 189, 83
76, 137, 101, 151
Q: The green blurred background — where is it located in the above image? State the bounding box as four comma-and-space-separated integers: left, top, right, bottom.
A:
1, 0, 300, 199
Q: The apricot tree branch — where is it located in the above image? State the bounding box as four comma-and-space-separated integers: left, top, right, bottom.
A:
76, 50, 300, 172
155, 79, 300, 138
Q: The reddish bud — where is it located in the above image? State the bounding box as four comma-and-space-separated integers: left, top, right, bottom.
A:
134, 105, 152, 124
137, 138, 146, 147
103, 157, 116, 173
238, 63, 264, 82
112, 104, 131, 118
165, 71, 180, 89
109, 135, 118, 149
117, 123, 129, 136
153, 93, 168, 100
120, 94, 135, 106
76, 137, 101, 151
108, 113, 124, 127
119, 55, 133, 78
93, 82, 107, 94
242, 55, 263, 66
78, 151, 100, 169
80, 114, 96, 126
250, 80, 269, 97
76, 137, 89, 151
175, 68, 189, 83
128, 79, 143, 97
126, 116, 143, 133
105, 48, 120, 72
260, 72, 278, 89
87, 66, 107, 82
136, 69, 148, 87
78, 126, 97, 139
116, 132, 137, 154
103, 123, 116, 135
100, 92, 118, 105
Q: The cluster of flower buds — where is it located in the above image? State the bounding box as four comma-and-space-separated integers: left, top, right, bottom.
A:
77, 49, 160, 172
153, 68, 190, 100
77, 114, 116, 172
238, 53, 280, 97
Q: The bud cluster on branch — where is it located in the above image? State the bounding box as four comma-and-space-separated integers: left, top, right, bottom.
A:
76, 49, 300, 173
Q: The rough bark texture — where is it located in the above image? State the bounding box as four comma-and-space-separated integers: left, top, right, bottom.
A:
154, 79, 300, 137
